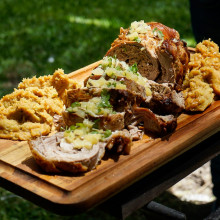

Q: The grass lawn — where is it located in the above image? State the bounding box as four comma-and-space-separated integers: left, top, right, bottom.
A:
0, 0, 195, 98
0, 0, 196, 219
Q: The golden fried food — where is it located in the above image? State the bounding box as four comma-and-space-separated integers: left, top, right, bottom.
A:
183, 39, 220, 111
0, 69, 78, 140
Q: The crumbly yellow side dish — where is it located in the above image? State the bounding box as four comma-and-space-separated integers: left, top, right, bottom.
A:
183, 39, 220, 111
0, 69, 78, 140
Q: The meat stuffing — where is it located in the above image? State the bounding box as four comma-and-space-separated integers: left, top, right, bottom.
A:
106, 20, 189, 89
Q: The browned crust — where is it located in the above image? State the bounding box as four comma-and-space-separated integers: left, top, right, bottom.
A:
147, 22, 180, 40
156, 39, 190, 87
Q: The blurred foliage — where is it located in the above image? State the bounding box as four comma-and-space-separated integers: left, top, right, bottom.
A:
0, 0, 195, 98
0, 0, 196, 219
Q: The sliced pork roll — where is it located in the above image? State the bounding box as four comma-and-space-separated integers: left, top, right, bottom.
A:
85, 57, 185, 115
106, 21, 189, 88
29, 124, 132, 173
62, 111, 125, 131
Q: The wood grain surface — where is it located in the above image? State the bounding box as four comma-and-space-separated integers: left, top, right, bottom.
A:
0, 62, 220, 213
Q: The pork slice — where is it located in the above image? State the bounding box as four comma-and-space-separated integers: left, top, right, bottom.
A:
29, 130, 132, 174
147, 22, 180, 40
105, 129, 132, 154
84, 74, 184, 115
106, 41, 160, 80
84, 75, 147, 100
155, 39, 190, 87
29, 132, 104, 173
66, 87, 145, 112
106, 22, 190, 88
145, 81, 185, 115
65, 87, 102, 107
127, 125, 144, 141
62, 111, 125, 131
127, 106, 177, 136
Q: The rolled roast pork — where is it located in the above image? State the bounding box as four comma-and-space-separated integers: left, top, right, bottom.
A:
106, 21, 190, 88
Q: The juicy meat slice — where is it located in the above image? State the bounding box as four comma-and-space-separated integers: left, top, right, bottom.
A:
64, 84, 182, 138
106, 41, 160, 80
127, 125, 144, 141
84, 75, 148, 100
29, 132, 104, 173
105, 22, 190, 88
65, 87, 145, 111
105, 129, 132, 154
64, 88, 99, 107
156, 39, 190, 87
130, 107, 177, 136
84, 75, 185, 115
28, 130, 132, 173
145, 81, 185, 115
62, 111, 125, 131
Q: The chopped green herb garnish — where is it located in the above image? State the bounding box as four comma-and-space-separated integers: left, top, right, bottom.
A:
70, 125, 77, 130
93, 118, 100, 129
134, 37, 141, 43
67, 102, 81, 112
98, 89, 112, 109
60, 126, 69, 131
107, 82, 117, 88
112, 82, 117, 87
153, 27, 164, 40
90, 130, 99, 134
129, 63, 138, 75
110, 72, 115, 78
97, 107, 102, 113
75, 123, 86, 128
71, 102, 81, 108
103, 129, 112, 138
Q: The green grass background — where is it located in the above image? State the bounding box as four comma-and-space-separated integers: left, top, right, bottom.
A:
0, 0, 195, 98
0, 0, 196, 219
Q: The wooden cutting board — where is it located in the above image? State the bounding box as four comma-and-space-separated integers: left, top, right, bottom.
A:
0, 61, 220, 214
